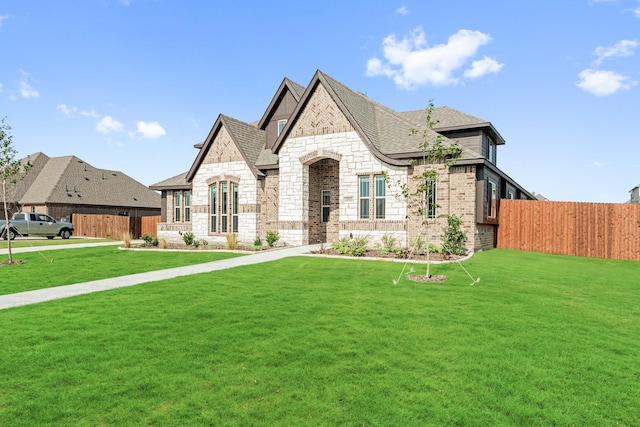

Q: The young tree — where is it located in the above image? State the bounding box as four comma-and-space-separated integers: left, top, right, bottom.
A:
0, 117, 31, 263
395, 100, 463, 279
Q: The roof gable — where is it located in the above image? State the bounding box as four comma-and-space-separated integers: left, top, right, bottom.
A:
257, 77, 305, 130
186, 114, 265, 182
273, 70, 408, 166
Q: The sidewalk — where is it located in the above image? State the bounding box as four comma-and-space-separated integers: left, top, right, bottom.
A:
0, 244, 320, 310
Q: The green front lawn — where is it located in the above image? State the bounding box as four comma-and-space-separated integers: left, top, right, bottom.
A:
0, 246, 244, 295
0, 237, 115, 249
0, 250, 638, 425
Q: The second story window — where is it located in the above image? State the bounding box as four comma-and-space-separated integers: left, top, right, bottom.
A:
487, 136, 497, 164
278, 119, 288, 136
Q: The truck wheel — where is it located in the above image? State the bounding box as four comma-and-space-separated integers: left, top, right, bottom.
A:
60, 229, 71, 239
7, 229, 16, 240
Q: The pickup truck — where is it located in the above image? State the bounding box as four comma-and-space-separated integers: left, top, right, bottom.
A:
1, 212, 74, 240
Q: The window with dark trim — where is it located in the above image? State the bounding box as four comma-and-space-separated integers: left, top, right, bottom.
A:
487, 136, 497, 164
487, 179, 498, 218
322, 190, 330, 223
277, 119, 287, 136
425, 179, 436, 219
174, 191, 181, 222
359, 176, 370, 219
209, 181, 239, 234
375, 175, 386, 219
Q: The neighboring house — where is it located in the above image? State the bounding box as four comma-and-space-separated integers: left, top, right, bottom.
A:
151, 70, 533, 251
3, 152, 160, 221
630, 184, 639, 204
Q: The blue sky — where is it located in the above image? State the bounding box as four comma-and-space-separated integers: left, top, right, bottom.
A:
1, 0, 639, 203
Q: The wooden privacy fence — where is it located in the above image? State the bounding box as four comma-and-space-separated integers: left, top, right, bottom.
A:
73, 214, 161, 239
497, 199, 640, 261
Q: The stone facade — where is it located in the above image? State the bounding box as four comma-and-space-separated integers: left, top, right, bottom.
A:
155, 71, 531, 253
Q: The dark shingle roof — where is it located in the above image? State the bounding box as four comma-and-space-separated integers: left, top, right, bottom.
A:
186, 114, 266, 182
149, 172, 190, 190
18, 153, 160, 208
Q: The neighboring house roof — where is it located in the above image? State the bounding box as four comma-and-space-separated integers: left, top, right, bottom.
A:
186, 114, 266, 182
149, 172, 191, 191
16, 152, 160, 208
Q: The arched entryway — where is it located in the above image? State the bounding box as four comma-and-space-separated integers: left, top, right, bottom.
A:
308, 158, 340, 244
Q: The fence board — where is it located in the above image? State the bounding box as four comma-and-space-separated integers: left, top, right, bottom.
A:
497, 200, 640, 261
72, 214, 160, 239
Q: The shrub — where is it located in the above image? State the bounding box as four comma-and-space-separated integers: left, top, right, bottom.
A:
182, 232, 195, 246
159, 239, 168, 249
141, 234, 159, 247
253, 237, 263, 251
332, 235, 369, 257
226, 233, 238, 250
410, 236, 428, 254
265, 230, 280, 247
377, 233, 402, 256
193, 238, 208, 248
121, 232, 132, 248
441, 214, 467, 255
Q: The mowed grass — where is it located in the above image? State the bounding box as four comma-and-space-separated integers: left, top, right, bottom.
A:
0, 249, 639, 425
0, 246, 244, 295
0, 237, 114, 249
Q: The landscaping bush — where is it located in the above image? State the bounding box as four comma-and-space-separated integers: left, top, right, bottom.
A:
226, 233, 238, 250
182, 232, 195, 246
141, 234, 159, 247
332, 235, 369, 256
377, 233, 402, 256
265, 230, 280, 247
441, 214, 467, 255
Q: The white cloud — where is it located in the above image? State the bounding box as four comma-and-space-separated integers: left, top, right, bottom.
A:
464, 56, 504, 78
96, 116, 124, 134
395, 6, 408, 15
591, 161, 605, 168
594, 39, 638, 65
576, 69, 637, 96
131, 121, 166, 139
18, 71, 39, 99
0, 15, 10, 30
366, 27, 500, 88
56, 104, 77, 116
80, 108, 100, 118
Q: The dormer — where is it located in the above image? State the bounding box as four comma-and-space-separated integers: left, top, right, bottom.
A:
257, 77, 306, 151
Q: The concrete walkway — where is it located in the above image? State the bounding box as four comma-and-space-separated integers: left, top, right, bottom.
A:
0, 243, 321, 310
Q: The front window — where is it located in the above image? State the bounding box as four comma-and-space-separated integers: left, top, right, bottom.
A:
375, 175, 386, 219
359, 176, 370, 219
209, 180, 240, 234
221, 182, 228, 233
322, 190, 331, 223
174, 191, 181, 222
184, 191, 191, 222
425, 179, 436, 219
232, 182, 239, 233
210, 184, 217, 232
487, 179, 498, 218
